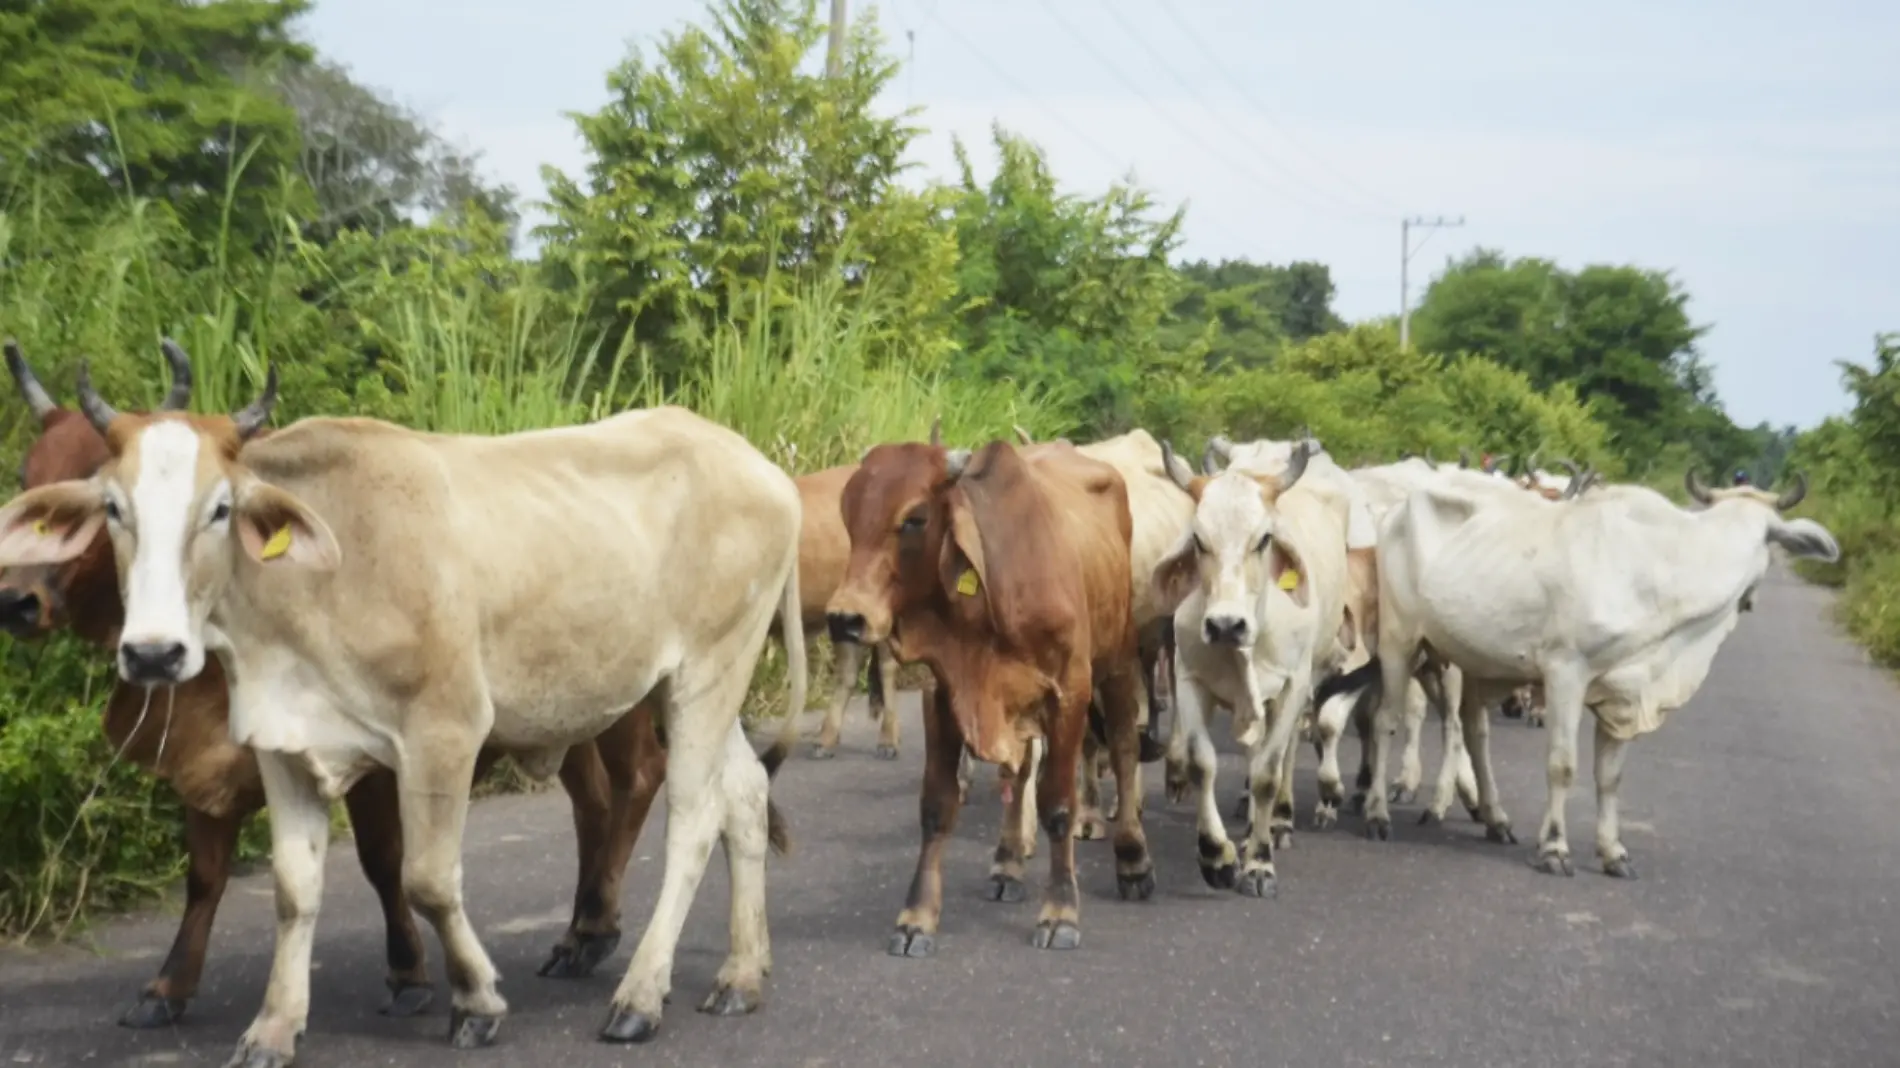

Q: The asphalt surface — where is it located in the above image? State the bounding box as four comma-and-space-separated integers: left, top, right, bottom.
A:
3, 562, 1898, 1068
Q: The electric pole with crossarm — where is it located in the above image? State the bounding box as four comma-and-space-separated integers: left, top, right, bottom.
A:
1399, 214, 1465, 351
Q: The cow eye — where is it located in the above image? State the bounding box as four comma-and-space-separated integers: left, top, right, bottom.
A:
104, 498, 122, 523
1254, 532, 1272, 553
210, 502, 231, 524
899, 513, 925, 535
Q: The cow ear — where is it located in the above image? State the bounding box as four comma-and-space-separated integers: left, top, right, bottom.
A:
1151, 530, 1200, 618
235, 481, 341, 570
0, 480, 107, 567
937, 490, 989, 607
1766, 516, 1839, 563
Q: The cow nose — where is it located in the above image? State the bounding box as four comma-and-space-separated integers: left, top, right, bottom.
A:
827, 611, 866, 645
1202, 615, 1250, 646
120, 640, 187, 684
0, 588, 40, 634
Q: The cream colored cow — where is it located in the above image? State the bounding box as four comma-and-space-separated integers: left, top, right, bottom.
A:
0, 358, 810, 1067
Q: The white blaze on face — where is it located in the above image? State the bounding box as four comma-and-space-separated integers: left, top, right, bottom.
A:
117, 421, 211, 671
1196, 473, 1274, 640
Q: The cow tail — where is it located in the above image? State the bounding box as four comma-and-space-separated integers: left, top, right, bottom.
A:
760, 552, 808, 857
1314, 656, 1382, 715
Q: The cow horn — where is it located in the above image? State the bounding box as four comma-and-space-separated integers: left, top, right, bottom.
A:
1525, 447, 1543, 474
1423, 446, 1436, 465
928, 415, 942, 448
1160, 439, 1195, 492
1562, 463, 1591, 500
75, 360, 119, 434
1399, 449, 1415, 461
1207, 435, 1234, 461
158, 338, 193, 411
1281, 440, 1311, 492
1557, 458, 1581, 480
1201, 442, 1226, 476
943, 447, 971, 480
1013, 424, 1033, 446
1458, 447, 1472, 469
1773, 471, 1807, 511
4, 339, 57, 421
232, 363, 278, 441
1684, 468, 1713, 506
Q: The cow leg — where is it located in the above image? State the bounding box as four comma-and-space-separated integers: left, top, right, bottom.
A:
989, 736, 1040, 903
1073, 731, 1109, 840
541, 708, 667, 980
1531, 671, 1589, 876
812, 639, 862, 759
871, 641, 901, 760
119, 804, 245, 1028
1310, 688, 1355, 830
1032, 691, 1087, 951
1099, 662, 1155, 901
1422, 670, 1481, 826
1348, 687, 1374, 815
1593, 720, 1636, 878
1176, 672, 1238, 889
1526, 686, 1547, 729
1362, 652, 1418, 840
225, 752, 335, 1068
1457, 686, 1517, 848
340, 770, 435, 1017
1162, 632, 1193, 806
1390, 679, 1428, 805
889, 684, 967, 958
603, 664, 762, 1041
1237, 674, 1311, 899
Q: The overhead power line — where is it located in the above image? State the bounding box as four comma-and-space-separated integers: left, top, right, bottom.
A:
1400, 214, 1465, 350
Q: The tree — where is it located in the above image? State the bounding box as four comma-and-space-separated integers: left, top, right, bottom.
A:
1170, 258, 1345, 370
0, 0, 314, 252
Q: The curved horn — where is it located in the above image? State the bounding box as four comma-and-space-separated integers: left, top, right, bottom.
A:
1684, 468, 1713, 506
1280, 440, 1311, 492
943, 448, 971, 480
1424, 446, 1436, 465
1562, 464, 1592, 500
928, 415, 942, 448
1013, 424, 1033, 446
158, 338, 193, 411
4, 339, 57, 420
1458, 447, 1472, 469
1525, 447, 1542, 474
75, 359, 120, 434
1207, 435, 1233, 461
1201, 442, 1226, 477
1557, 458, 1581, 480
1160, 439, 1195, 492
1773, 471, 1807, 511
232, 363, 278, 441
1399, 449, 1415, 461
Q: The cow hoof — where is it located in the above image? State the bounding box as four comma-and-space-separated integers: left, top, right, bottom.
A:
874, 744, 899, 760
449, 1008, 502, 1049
1311, 804, 1337, 831
537, 930, 621, 979
1270, 825, 1293, 852
1117, 869, 1156, 901
808, 744, 837, 760
119, 993, 188, 1029
1417, 809, 1441, 826
1604, 857, 1638, 880
1198, 861, 1237, 890
1466, 805, 1484, 824
698, 982, 760, 1017
1486, 823, 1519, 846
1073, 815, 1107, 841
222, 1043, 294, 1068
599, 1006, 661, 1044
380, 980, 435, 1017
1364, 817, 1391, 842
1387, 784, 1416, 805
1031, 920, 1081, 951
888, 926, 936, 958
1236, 869, 1278, 899
1532, 852, 1575, 877
987, 874, 1027, 903
1137, 734, 1167, 764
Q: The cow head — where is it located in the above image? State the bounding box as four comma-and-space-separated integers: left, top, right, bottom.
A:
1683, 468, 1840, 563
1152, 439, 1314, 648
0, 340, 194, 642
0, 343, 339, 686
827, 418, 970, 647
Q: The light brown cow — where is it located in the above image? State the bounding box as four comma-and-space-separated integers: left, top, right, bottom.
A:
827, 437, 1155, 956
0, 341, 664, 1030
793, 462, 900, 759
0, 355, 808, 1065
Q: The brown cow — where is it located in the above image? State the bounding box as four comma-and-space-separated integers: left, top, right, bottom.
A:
826, 436, 1155, 956
793, 462, 900, 759
0, 340, 664, 1027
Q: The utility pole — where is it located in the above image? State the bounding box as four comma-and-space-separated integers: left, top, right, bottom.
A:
1399, 214, 1464, 351
826, 0, 848, 77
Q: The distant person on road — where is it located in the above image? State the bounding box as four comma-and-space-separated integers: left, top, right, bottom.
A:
1733, 469, 1752, 486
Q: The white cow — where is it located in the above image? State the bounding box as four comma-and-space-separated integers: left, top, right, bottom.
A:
0, 362, 811, 1066
1353, 465, 1838, 875
1151, 439, 1359, 897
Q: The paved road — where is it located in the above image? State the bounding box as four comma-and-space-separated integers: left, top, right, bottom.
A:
4, 563, 1898, 1068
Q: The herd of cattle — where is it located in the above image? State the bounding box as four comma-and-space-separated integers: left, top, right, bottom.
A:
0, 339, 1841, 1068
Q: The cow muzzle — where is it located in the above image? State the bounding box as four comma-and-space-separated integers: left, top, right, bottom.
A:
0, 586, 46, 637
118, 639, 189, 686
1202, 612, 1254, 648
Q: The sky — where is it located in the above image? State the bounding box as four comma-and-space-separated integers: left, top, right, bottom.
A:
294, 0, 1900, 431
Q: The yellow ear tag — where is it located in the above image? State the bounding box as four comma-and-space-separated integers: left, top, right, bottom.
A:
32, 519, 49, 537
259, 524, 293, 561
1278, 568, 1300, 592
956, 568, 981, 596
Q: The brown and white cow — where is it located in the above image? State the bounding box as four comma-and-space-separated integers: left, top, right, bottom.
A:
0, 352, 808, 1065
793, 462, 900, 759
0, 341, 667, 1029
827, 437, 1154, 956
